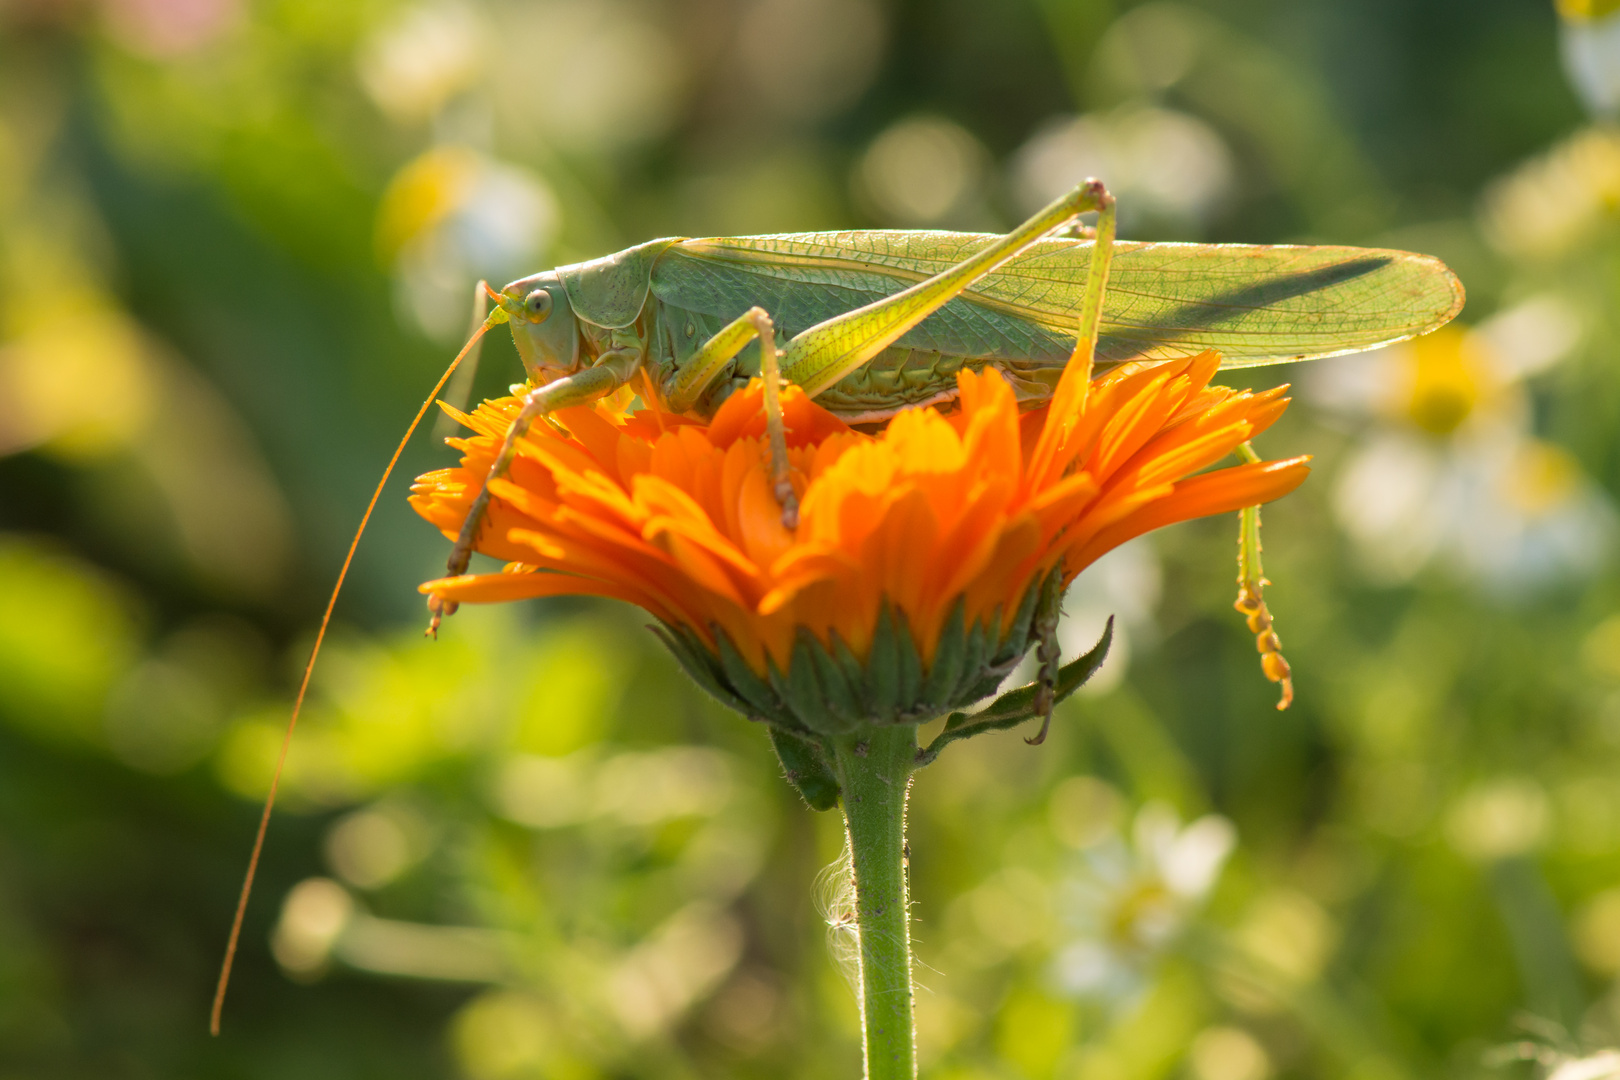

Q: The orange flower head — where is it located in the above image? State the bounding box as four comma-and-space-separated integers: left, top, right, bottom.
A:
411, 350, 1308, 757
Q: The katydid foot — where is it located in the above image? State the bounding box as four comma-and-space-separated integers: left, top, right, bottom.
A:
426, 353, 637, 636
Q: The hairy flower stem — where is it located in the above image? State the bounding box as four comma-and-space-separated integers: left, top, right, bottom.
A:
832, 725, 918, 1080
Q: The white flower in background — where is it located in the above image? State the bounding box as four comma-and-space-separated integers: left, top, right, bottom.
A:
1052, 801, 1236, 1004
357, 3, 486, 124
1480, 126, 1620, 262
854, 116, 991, 227
736, 0, 887, 124
1550, 1051, 1620, 1080
375, 145, 559, 340
1011, 106, 1234, 234
359, 1, 687, 156
1444, 777, 1550, 863
1061, 538, 1161, 696
1558, 0, 1620, 117
1489, 1029, 1620, 1080
1306, 300, 1616, 593
492, 0, 686, 155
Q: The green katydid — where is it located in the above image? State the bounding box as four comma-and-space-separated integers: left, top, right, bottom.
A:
430, 178, 1460, 622
211, 178, 1461, 1032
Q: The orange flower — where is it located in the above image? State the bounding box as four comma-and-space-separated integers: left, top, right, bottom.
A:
411, 352, 1307, 698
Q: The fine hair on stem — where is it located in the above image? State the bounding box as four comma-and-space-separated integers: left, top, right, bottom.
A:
815, 838, 862, 994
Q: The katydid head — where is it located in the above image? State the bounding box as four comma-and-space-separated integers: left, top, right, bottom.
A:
498, 271, 580, 381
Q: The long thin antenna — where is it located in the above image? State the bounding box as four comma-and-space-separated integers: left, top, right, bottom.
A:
210, 311, 504, 1035
433, 280, 493, 441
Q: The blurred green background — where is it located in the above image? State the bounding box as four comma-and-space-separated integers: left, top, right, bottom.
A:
5, 0, 1620, 1077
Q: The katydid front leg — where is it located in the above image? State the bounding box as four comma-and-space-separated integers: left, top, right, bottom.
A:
665, 305, 773, 411
666, 306, 797, 527
427, 349, 640, 635
753, 313, 796, 528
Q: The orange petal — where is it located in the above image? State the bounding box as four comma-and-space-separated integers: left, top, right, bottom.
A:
420, 568, 655, 612
735, 456, 798, 573
1066, 456, 1311, 573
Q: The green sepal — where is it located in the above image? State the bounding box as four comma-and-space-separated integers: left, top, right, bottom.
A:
950, 615, 991, 705
714, 625, 798, 728
802, 628, 861, 729
655, 571, 1075, 743
831, 631, 871, 718
768, 727, 841, 811
769, 650, 812, 730
650, 623, 752, 716
994, 570, 1049, 667
958, 669, 1009, 705
916, 616, 1113, 768
921, 599, 968, 712
893, 607, 924, 713
865, 604, 902, 720
768, 635, 856, 736
958, 603, 1020, 705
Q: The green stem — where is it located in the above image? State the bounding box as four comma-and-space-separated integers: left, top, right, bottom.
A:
832, 725, 918, 1080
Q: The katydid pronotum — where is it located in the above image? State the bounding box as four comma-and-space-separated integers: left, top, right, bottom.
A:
211, 179, 1463, 1031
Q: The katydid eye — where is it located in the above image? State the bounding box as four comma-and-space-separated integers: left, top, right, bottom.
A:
524, 289, 552, 320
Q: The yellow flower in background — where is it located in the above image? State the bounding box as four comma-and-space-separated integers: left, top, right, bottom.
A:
1559, 0, 1620, 22
0, 269, 293, 598
1401, 326, 1481, 436
0, 299, 154, 459
376, 146, 558, 339
374, 146, 485, 265
1307, 299, 1615, 591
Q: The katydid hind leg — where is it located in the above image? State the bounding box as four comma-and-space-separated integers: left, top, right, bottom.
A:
428, 353, 639, 635
779, 179, 1115, 399
1067, 183, 1117, 383
1233, 443, 1293, 710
